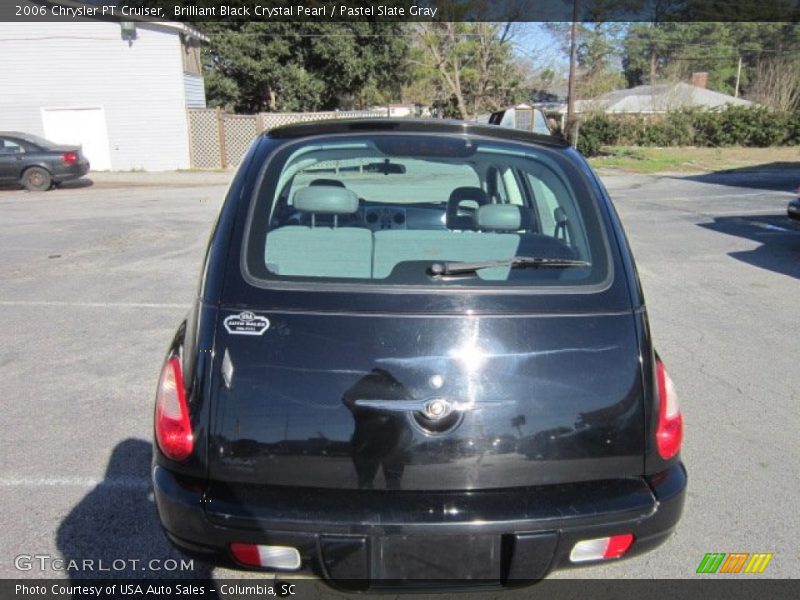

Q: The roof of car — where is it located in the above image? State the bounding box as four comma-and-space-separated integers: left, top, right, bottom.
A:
266, 118, 570, 148
0, 132, 53, 143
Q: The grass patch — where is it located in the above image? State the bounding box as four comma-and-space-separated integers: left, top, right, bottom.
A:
588, 146, 800, 174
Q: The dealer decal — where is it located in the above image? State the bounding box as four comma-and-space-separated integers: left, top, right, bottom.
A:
224, 311, 270, 336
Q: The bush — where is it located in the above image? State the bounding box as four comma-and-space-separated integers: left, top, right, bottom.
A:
785, 111, 800, 146
662, 109, 697, 146
576, 105, 798, 156
576, 113, 619, 156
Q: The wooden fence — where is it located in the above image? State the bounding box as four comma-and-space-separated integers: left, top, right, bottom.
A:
187, 108, 387, 169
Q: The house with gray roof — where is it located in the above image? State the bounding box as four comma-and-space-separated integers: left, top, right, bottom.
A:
559, 77, 753, 116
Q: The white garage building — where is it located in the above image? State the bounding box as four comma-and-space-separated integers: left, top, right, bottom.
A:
0, 14, 206, 171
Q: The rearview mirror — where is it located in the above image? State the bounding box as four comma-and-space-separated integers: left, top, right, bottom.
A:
365, 159, 406, 175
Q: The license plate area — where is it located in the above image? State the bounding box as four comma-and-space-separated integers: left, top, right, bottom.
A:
374, 534, 501, 580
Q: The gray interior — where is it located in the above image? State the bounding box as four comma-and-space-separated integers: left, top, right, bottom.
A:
265, 186, 370, 278
265, 226, 373, 278
266, 226, 523, 280
293, 185, 359, 214
372, 230, 520, 279
264, 174, 579, 280
477, 204, 535, 232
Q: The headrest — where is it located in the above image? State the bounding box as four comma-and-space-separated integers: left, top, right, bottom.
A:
294, 185, 359, 214
448, 186, 489, 205
445, 186, 490, 230
309, 178, 346, 188
476, 204, 533, 231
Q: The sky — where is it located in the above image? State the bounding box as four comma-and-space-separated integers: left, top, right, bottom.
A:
513, 23, 569, 71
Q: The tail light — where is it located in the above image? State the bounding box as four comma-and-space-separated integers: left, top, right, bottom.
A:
61, 152, 78, 165
155, 356, 194, 461
655, 358, 682, 459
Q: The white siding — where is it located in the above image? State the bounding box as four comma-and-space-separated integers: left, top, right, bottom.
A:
183, 73, 207, 108
0, 21, 192, 170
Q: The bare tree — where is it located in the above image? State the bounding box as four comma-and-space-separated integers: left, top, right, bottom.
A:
473, 22, 520, 113
411, 21, 523, 119
748, 55, 800, 112
414, 22, 470, 119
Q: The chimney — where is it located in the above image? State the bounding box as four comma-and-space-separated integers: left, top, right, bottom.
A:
691, 72, 708, 89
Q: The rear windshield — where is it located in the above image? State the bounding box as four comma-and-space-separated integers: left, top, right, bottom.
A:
243, 134, 610, 290
17, 133, 59, 150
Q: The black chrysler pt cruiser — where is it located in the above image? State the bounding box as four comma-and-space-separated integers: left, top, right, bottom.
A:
152, 119, 686, 590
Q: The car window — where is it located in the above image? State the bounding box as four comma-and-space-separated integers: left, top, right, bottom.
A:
16, 133, 54, 150
526, 170, 584, 248
528, 173, 559, 234
486, 166, 508, 204
285, 159, 479, 206
533, 110, 550, 135
0, 139, 25, 154
501, 167, 524, 206
244, 134, 610, 289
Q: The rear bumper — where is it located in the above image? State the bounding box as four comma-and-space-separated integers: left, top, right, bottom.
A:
52, 161, 90, 182
154, 463, 686, 590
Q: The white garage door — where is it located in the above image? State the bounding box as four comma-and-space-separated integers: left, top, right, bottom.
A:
41, 107, 112, 171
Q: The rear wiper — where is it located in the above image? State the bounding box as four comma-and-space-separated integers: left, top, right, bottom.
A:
429, 256, 591, 276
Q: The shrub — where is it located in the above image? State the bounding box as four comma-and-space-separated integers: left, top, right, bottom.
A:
662, 109, 697, 146
785, 111, 800, 146
576, 112, 619, 156
575, 105, 798, 155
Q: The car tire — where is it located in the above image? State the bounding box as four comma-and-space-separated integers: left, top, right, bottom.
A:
21, 167, 53, 192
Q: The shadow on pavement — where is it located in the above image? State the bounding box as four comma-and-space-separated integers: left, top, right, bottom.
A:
56, 177, 94, 190
0, 177, 94, 192
699, 214, 800, 280
56, 438, 216, 582
674, 162, 799, 193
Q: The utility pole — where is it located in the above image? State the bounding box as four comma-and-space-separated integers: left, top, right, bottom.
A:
649, 48, 657, 84
734, 55, 742, 98
566, 0, 581, 146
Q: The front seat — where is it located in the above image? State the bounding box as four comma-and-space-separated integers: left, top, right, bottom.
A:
475, 204, 575, 260
446, 187, 490, 230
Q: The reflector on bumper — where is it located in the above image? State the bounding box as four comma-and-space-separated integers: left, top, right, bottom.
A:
230, 543, 301, 570
570, 534, 634, 563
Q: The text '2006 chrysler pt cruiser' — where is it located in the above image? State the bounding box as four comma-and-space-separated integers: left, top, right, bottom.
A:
152, 119, 686, 591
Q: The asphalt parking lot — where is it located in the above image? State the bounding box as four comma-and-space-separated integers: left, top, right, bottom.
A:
0, 165, 798, 593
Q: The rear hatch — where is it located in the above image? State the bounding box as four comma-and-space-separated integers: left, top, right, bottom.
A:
205, 128, 645, 493
207, 307, 644, 491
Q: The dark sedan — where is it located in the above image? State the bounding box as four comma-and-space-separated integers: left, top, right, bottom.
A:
0, 132, 90, 191
788, 191, 800, 222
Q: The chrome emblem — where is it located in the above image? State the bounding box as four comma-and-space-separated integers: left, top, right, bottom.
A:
424, 398, 450, 420
353, 397, 506, 421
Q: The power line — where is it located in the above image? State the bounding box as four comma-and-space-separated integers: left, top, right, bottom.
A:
669, 49, 800, 60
